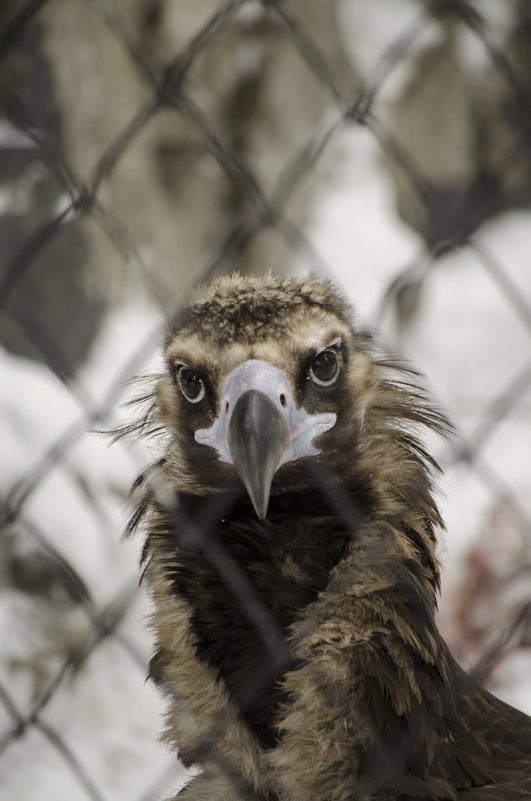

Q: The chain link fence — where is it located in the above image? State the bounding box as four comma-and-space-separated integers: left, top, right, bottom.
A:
1, 1, 531, 799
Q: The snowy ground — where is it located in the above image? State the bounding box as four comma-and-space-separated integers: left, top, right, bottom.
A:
1, 121, 531, 801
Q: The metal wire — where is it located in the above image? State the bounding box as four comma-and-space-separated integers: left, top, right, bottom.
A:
1, 1, 530, 799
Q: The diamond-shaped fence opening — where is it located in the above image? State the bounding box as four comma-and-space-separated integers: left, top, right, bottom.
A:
1, 1, 531, 800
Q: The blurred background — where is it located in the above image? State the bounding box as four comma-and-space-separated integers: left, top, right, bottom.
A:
1, 1, 530, 799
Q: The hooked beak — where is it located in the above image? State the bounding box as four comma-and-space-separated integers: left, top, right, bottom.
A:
228, 389, 290, 520
195, 360, 336, 519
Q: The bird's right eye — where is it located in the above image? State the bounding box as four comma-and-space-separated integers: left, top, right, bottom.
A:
177, 366, 205, 403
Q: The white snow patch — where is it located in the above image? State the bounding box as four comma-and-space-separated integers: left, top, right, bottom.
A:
293, 127, 421, 319
336, 0, 444, 104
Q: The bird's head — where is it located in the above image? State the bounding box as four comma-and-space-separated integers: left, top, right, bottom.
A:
157, 272, 357, 518
153, 272, 446, 524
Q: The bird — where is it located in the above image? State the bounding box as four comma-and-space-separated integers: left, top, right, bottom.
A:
122, 272, 531, 801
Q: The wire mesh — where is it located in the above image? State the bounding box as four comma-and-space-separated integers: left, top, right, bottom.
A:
1, 1, 531, 799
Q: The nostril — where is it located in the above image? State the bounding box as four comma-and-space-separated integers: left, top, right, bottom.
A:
225, 400, 230, 414
279, 393, 286, 408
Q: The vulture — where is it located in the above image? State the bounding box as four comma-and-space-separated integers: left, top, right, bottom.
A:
124, 273, 531, 801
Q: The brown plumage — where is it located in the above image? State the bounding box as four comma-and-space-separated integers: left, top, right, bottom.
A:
123, 273, 531, 801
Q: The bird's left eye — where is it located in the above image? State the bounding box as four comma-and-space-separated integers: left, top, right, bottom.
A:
178, 366, 205, 403
310, 349, 339, 386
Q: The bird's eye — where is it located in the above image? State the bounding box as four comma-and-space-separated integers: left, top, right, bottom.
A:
310, 349, 339, 386
178, 366, 205, 403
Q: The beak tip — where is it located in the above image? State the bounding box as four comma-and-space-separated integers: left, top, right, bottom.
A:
248, 489, 270, 521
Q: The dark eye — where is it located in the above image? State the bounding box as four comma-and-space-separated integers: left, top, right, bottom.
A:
310, 349, 339, 386
178, 366, 205, 403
